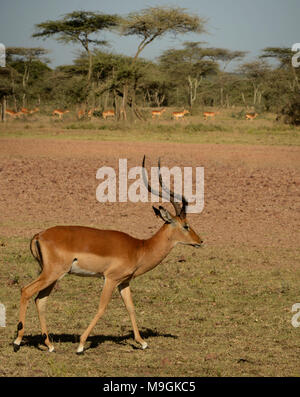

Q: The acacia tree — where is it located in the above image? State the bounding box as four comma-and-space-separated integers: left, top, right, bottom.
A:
120, 6, 207, 119
238, 60, 270, 107
6, 47, 49, 107
204, 48, 246, 107
33, 11, 119, 92
159, 42, 218, 107
260, 47, 300, 91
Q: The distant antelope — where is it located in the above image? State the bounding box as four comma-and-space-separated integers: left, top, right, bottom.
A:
102, 109, 115, 120
29, 107, 39, 114
20, 108, 30, 115
87, 108, 98, 119
52, 109, 70, 120
172, 109, 190, 121
20, 107, 39, 116
245, 112, 258, 120
152, 108, 166, 119
5, 109, 22, 119
203, 111, 219, 120
77, 109, 85, 120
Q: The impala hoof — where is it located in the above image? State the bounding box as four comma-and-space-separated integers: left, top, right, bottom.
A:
141, 342, 148, 350
13, 343, 20, 352
76, 350, 84, 356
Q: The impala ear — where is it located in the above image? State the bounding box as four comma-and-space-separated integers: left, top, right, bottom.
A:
152, 206, 174, 223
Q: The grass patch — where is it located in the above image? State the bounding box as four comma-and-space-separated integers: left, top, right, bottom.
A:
0, 114, 299, 146
1, 236, 299, 376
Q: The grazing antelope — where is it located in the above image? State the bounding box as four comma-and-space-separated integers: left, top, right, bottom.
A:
13, 157, 203, 354
172, 109, 190, 121
52, 109, 70, 120
102, 109, 115, 120
5, 109, 22, 119
245, 112, 258, 120
203, 111, 219, 120
152, 108, 166, 119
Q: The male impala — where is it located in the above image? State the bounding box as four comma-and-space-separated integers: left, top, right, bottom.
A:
102, 109, 115, 120
245, 112, 258, 120
172, 109, 189, 121
152, 108, 166, 119
13, 157, 203, 354
52, 109, 70, 120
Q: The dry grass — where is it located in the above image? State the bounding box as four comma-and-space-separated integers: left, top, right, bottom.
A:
1, 108, 299, 147
1, 237, 300, 377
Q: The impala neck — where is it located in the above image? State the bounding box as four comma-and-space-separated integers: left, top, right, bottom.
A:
134, 223, 176, 277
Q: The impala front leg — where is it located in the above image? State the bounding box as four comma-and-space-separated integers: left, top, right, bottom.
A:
118, 282, 148, 350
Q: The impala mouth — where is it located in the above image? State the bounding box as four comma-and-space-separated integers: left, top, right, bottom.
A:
192, 243, 203, 248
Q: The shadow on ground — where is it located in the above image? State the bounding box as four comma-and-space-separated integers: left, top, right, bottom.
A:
16, 328, 178, 352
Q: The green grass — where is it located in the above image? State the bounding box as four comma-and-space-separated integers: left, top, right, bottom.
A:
1, 236, 300, 376
0, 114, 299, 146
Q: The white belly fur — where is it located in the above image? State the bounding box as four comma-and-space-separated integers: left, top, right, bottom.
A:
69, 259, 100, 277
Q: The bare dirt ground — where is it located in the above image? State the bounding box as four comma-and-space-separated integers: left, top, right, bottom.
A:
1, 137, 300, 377
0, 138, 299, 250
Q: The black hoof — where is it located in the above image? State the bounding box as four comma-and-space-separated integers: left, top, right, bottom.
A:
76, 350, 84, 356
13, 343, 20, 352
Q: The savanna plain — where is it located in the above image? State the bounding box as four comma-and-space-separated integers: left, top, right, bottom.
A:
0, 109, 299, 377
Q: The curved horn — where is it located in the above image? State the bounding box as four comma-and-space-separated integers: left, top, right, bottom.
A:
142, 156, 188, 217
158, 158, 188, 217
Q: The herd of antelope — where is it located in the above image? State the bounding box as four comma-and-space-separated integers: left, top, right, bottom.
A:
4, 106, 259, 121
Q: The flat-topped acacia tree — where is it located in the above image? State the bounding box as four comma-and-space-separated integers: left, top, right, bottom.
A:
120, 6, 207, 119
33, 11, 119, 87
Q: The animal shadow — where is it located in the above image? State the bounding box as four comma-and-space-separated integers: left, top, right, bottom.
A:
20, 328, 178, 351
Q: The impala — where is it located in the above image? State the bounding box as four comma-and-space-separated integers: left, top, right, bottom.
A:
13, 157, 203, 354
29, 107, 40, 114
87, 108, 96, 119
152, 108, 166, 119
172, 109, 190, 121
5, 109, 22, 119
20, 107, 30, 115
102, 109, 115, 120
203, 111, 219, 120
77, 109, 85, 120
52, 109, 70, 120
245, 112, 258, 120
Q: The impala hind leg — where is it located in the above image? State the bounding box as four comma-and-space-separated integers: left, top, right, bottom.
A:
13, 273, 59, 351
119, 282, 148, 349
35, 281, 57, 352
76, 278, 117, 354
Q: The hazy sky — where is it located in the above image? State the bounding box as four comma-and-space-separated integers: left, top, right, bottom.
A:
0, 0, 299, 68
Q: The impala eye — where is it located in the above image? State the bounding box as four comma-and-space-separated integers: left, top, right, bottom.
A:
183, 224, 189, 230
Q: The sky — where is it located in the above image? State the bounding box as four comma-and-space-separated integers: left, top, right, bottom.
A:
0, 0, 299, 69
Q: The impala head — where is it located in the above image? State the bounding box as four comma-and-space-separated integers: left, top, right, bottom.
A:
142, 156, 203, 248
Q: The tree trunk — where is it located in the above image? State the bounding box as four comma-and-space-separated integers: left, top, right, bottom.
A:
1, 96, 6, 122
